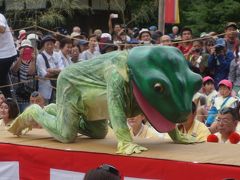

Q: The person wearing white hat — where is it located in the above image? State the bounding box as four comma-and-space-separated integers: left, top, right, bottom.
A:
27, 33, 39, 50
138, 28, 152, 45
16, 29, 27, 49
0, 13, 17, 97
10, 39, 36, 112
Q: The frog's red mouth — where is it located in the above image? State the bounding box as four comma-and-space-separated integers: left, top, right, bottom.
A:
132, 81, 176, 132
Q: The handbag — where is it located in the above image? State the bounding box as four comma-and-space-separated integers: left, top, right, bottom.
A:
41, 52, 58, 88
16, 83, 34, 100
205, 96, 231, 127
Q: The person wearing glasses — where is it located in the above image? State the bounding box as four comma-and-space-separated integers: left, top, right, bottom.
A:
84, 164, 121, 180
214, 107, 239, 143
0, 98, 19, 127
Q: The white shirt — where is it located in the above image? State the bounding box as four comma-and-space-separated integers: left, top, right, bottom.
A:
81, 49, 101, 60
58, 51, 72, 68
0, 13, 17, 59
36, 50, 62, 99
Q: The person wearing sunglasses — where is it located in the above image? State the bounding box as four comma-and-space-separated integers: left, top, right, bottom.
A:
84, 164, 121, 180
214, 107, 240, 143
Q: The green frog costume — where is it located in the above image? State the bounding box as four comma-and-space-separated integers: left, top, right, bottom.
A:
8, 46, 202, 154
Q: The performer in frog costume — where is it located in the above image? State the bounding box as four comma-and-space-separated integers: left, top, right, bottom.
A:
8, 46, 202, 155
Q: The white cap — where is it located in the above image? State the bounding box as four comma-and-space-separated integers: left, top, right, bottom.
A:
101, 33, 112, 41
139, 28, 150, 35
27, 33, 39, 40
18, 29, 26, 39
20, 39, 32, 48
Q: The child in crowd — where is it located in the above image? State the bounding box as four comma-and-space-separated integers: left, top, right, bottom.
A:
208, 79, 238, 132
196, 76, 218, 123
127, 114, 159, 139
177, 102, 210, 142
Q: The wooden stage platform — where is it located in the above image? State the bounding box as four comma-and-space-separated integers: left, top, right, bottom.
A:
0, 127, 240, 179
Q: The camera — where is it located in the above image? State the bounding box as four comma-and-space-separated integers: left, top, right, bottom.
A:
215, 46, 224, 54
193, 48, 201, 53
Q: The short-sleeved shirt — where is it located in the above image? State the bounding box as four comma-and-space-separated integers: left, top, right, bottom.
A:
81, 49, 101, 60
129, 124, 159, 139
58, 51, 72, 69
36, 50, 62, 99
178, 119, 211, 142
0, 13, 17, 59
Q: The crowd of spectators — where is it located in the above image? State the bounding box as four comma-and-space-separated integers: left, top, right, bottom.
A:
1, 11, 240, 144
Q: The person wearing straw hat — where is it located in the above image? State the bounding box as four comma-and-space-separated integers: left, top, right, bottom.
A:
0, 13, 17, 98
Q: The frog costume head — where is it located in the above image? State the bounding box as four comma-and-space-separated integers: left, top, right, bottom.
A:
128, 46, 202, 132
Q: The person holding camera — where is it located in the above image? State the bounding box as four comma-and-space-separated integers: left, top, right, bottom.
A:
208, 38, 234, 88
108, 13, 122, 43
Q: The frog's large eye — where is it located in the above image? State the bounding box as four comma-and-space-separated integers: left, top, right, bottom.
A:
154, 83, 164, 93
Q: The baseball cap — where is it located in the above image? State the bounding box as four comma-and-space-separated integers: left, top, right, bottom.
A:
101, 33, 112, 41
149, 26, 157, 31
202, 76, 214, 84
139, 28, 151, 39
215, 38, 226, 48
218, 79, 232, 90
19, 39, 33, 49
27, 33, 39, 40
78, 39, 88, 46
225, 22, 238, 30
18, 29, 26, 39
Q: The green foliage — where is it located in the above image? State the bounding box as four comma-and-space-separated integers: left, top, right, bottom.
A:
124, 0, 240, 35
125, 0, 158, 27
5, 0, 89, 28
180, 0, 240, 36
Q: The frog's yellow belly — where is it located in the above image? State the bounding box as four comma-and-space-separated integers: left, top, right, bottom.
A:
82, 89, 109, 121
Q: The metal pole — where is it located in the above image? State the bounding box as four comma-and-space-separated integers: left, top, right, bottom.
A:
158, 0, 165, 34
